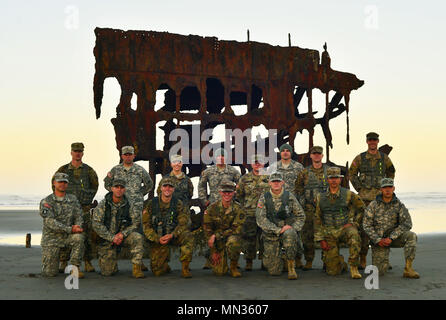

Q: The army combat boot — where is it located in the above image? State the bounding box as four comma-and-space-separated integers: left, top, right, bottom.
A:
59, 260, 68, 273
181, 261, 192, 278
230, 260, 242, 278
403, 259, 420, 279
302, 260, 313, 271
350, 265, 362, 279
287, 260, 298, 280
132, 264, 145, 279
245, 259, 253, 271
359, 254, 367, 270
84, 260, 95, 272
71, 265, 84, 279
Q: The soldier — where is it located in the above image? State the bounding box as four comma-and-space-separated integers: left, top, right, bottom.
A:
198, 148, 241, 268
142, 177, 194, 278
236, 154, 270, 271
92, 179, 145, 278
363, 178, 419, 278
54, 142, 99, 273
203, 181, 246, 277
40, 172, 85, 278
349, 132, 396, 269
314, 167, 365, 279
294, 146, 329, 271
256, 172, 305, 280
156, 154, 194, 209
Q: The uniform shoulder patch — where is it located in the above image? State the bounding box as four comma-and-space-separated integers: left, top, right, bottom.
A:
44, 203, 52, 208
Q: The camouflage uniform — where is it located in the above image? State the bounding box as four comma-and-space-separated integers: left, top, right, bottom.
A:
40, 193, 85, 277
92, 193, 144, 276
349, 149, 395, 257
142, 196, 194, 276
203, 199, 246, 275
363, 193, 417, 275
314, 187, 365, 275
198, 164, 241, 205
268, 160, 304, 196
236, 171, 269, 261
256, 189, 305, 275
156, 171, 194, 209
294, 164, 329, 263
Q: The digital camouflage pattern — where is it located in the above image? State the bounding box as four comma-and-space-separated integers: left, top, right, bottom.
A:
236, 171, 270, 260
314, 188, 365, 273
142, 197, 193, 275
268, 160, 304, 195
256, 190, 305, 275
198, 164, 241, 205
156, 171, 194, 208
203, 200, 245, 275
363, 193, 416, 274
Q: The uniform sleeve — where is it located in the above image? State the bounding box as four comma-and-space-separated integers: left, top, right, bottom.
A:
289, 195, 306, 232
72, 198, 84, 227
389, 202, 412, 240
349, 155, 362, 193
202, 207, 215, 240
172, 200, 190, 238
362, 202, 381, 244
255, 194, 282, 236
313, 194, 325, 242
104, 167, 115, 192
92, 201, 115, 242
39, 199, 72, 234
294, 170, 306, 206
384, 154, 396, 179
142, 201, 159, 243
84, 167, 99, 204
198, 170, 209, 204
349, 192, 365, 229
121, 203, 139, 238
140, 168, 153, 196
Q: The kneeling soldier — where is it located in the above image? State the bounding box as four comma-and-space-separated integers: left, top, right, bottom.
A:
256, 172, 305, 280
363, 178, 419, 278
314, 167, 365, 279
92, 179, 145, 278
40, 172, 85, 278
142, 177, 194, 277
203, 180, 245, 277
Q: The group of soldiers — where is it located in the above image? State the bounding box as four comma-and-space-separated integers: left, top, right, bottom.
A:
40, 131, 420, 281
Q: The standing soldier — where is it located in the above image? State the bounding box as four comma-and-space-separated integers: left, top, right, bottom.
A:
198, 148, 240, 268
54, 142, 98, 273
256, 172, 305, 280
294, 146, 329, 271
363, 178, 419, 278
203, 181, 246, 277
349, 132, 396, 269
314, 167, 365, 279
40, 172, 85, 278
142, 177, 194, 278
104, 145, 153, 270
92, 179, 145, 278
236, 154, 270, 271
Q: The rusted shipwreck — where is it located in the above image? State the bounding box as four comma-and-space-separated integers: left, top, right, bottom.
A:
93, 27, 367, 198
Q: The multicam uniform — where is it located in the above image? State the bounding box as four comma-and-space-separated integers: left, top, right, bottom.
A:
363, 194, 417, 275
39, 193, 85, 277
92, 193, 144, 276
294, 164, 329, 264
256, 190, 305, 275
142, 197, 194, 275
203, 200, 246, 275
198, 165, 241, 205
314, 188, 365, 275
236, 172, 270, 261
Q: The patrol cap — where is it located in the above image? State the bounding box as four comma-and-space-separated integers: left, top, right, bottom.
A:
250, 154, 265, 164
71, 142, 84, 152
122, 146, 134, 154
112, 179, 126, 187
160, 176, 176, 187
279, 143, 293, 153
366, 132, 379, 140
219, 180, 236, 192
214, 148, 228, 159
53, 172, 69, 183
327, 167, 344, 179
269, 172, 283, 182
310, 146, 323, 154
170, 154, 183, 163
380, 178, 394, 188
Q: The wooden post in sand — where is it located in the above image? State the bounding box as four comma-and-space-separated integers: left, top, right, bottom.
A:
26, 233, 31, 248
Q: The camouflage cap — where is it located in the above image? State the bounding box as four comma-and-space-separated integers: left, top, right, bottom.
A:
269, 172, 284, 182
310, 146, 323, 154
53, 172, 69, 183
250, 154, 265, 164
380, 178, 394, 188
71, 142, 84, 152
279, 143, 293, 153
170, 154, 183, 163
214, 148, 228, 159
112, 179, 126, 187
327, 167, 344, 178
219, 180, 236, 192
366, 132, 379, 140
121, 145, 134, 154
160, 176, 177, 187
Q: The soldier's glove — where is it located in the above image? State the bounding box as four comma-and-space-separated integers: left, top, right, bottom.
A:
320, 240, 331, 251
